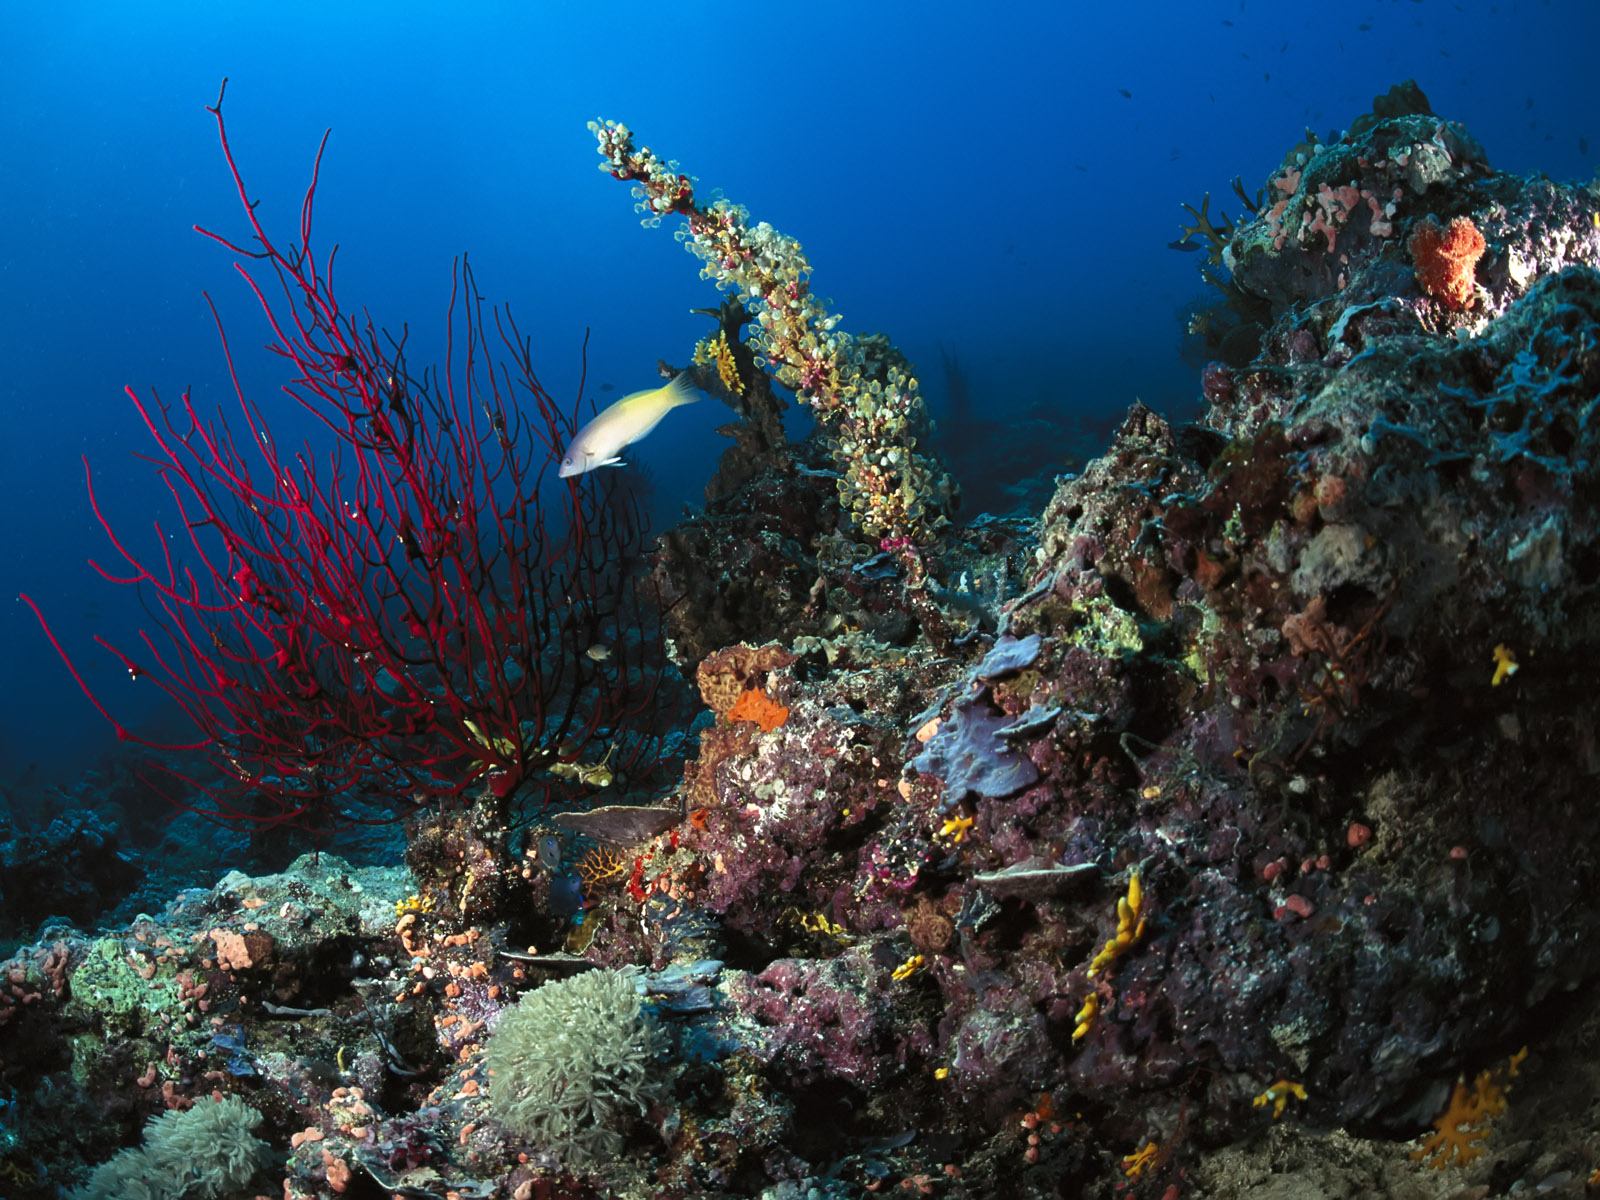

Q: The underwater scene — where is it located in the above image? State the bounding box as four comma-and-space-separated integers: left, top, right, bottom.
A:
3, 3, 1600, 1197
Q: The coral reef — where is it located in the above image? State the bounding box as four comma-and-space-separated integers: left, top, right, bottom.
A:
11, 82, 1600, 1200
0, 811, 140, 947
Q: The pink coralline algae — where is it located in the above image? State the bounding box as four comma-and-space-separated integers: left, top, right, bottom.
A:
725, 949, 935, 1088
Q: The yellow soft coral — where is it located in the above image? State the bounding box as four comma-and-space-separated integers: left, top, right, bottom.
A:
394, 892, 436, 918
693, 329, 744, 395
1073, 870, 1149, 1044
891, 953, 924, 981
1491, 642, 1519, 686
1087, 869, 1146, 977
1252, 1078, 1307, 1120
1071, 993, 1100, 1042
937, 812, 974, 843
1122, 1140, 1162, 1179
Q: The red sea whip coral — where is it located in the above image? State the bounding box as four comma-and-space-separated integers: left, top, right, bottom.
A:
24, 83, 669, 832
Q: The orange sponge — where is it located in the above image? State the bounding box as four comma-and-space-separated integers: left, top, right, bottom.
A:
728, 686, 788, 732
1409, 215, 1485, 310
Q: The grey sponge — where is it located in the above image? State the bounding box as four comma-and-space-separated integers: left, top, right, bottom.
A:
486, 967, 665, 1164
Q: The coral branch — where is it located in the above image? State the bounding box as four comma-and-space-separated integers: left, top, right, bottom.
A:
29, 87, 676, 832
589, 119, 953, 561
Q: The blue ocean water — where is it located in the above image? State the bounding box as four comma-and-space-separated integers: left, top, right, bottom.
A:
0, 1, 1592, 804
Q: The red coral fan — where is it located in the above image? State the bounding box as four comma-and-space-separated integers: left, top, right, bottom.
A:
1409, 214, 1486, 310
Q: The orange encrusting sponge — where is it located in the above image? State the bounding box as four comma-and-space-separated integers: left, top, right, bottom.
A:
728, 686, 789, 732
1409, 214, 1486, 310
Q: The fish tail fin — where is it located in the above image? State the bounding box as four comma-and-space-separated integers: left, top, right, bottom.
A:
662, 370, 702, 408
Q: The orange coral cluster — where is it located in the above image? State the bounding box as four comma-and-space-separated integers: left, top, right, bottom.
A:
728, 686, 788, 732
682, 642, 797, 812
575, 844, 630, 889
1409, 214, 1485, 310
1412, 1046, 1527, 1168
695, 642, 797, 719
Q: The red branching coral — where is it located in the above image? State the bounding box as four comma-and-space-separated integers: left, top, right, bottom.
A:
1409, 214, 1486, 310
23, 82, 674, 833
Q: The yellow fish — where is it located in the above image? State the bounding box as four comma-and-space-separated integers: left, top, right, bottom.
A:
558, 372, 699, 477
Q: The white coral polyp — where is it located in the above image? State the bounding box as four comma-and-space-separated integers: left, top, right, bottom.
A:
485, 967, 665, 1165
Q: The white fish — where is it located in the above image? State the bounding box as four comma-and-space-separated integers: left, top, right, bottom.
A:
558, 372, 699, 477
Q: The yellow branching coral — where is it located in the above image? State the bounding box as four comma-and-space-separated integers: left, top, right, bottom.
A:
693, 329, 744, 395
1074, 869, 1150, 1044
1252, 1078, 1307, 1120
0, 1159, 35, 1190
1491, 642, 1519, 686
1412, 1046, 1527, 1169
892, 953, 925, 981
1071, 993, 1100, 1042
937, 812, 974, 843
1088, 869, 1147, 977
1122, 1140, 1162, 1179
576, 844, 629, 889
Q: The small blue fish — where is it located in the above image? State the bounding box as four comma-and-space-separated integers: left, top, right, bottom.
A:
547, 872, 583, 918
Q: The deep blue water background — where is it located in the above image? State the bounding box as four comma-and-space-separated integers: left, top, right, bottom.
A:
0, 1, 1593, 808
